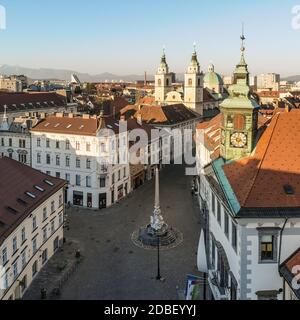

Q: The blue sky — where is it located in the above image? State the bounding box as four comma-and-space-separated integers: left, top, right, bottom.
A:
0, 0, 299, 76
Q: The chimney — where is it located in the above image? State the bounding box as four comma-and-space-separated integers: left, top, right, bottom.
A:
285, 104, 290, 113
26, 120, 33, 130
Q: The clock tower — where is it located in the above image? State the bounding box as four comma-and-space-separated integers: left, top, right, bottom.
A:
220, 31, 259, 162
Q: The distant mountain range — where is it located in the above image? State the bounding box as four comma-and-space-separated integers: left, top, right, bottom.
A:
0, 65, 188, 83
0, 64, 299, 84
282, 75, 300, 82
0, 64, 155, 83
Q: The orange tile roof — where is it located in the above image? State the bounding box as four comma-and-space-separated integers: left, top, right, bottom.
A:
257, 91, 280, 98
285, 249, 300, 273
121, 103, 198, 126
31, 115, 100, 136
139, 96, 155, 105
280, 247, 300, 299
224, 110, 300, 208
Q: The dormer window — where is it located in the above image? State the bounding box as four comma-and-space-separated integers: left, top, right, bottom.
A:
25, 191, 36, 199
284, 184, 294, 195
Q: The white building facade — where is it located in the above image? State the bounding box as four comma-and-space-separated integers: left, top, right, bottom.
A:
0, 157, 65, 300
31, 113, 131, 209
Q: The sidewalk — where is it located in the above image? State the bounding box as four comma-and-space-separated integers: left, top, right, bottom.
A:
23, 239, 83, 300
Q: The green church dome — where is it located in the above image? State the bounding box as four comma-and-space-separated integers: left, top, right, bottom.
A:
204, 64, 224, 87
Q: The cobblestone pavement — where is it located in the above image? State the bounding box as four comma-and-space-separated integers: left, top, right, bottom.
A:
28, 164, 203, 300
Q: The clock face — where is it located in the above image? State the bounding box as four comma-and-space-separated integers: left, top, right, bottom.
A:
231, 132, 247, 148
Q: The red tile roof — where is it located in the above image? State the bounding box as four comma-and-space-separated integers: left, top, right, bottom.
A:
0, 157, 66, 244
224, 110, 300, 208
139, 96, 155, 105
121, 103, 199, 126
280, 247, 300, 299
102, 97, 130, 116
257, 91, 280, 98
31, 113, 154, 138
31, 114, 100, 136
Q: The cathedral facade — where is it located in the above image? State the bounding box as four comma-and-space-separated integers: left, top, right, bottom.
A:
154, 48, 225, 116
154, 48, 204, 115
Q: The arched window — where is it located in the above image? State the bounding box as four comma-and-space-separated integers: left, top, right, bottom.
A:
198, 78, 201, 86
166, 79, 170, 86
188, 78, 192, 86
158, 79, 162, 86
234, 114, 245, 131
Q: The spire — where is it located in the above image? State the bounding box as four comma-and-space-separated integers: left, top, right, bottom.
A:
188, 42, 200, 71
193, 41, 197, 54
159, 45, 169, 71
161, 46, 167, 64
239, 22, 247, 66
232, 24, 250, 87
191, 42, 198, 61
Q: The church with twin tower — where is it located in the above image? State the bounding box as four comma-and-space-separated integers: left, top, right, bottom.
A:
154, 46, 204, 115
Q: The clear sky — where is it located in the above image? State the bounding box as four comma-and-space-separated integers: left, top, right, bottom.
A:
0, 0, 299, 76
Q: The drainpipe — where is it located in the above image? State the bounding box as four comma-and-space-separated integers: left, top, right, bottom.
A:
278, 218, 288, 270
278, 218, 288, 301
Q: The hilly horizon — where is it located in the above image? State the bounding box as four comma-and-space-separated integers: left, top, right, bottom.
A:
0, 64, 155, 83
0, 64, 299, 84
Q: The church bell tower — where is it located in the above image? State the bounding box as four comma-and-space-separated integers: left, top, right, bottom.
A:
155, 48, 173, 104
184, 44, 203, 115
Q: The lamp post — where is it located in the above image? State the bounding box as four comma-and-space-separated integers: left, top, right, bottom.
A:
156, 235, 161, 281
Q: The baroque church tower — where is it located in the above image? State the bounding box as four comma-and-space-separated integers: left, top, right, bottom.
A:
220, 32, 259, 161
184, 45, 203, 115
155, 49, 173, 104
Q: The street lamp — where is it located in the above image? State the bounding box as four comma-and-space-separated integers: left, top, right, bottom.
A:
156, 235, 161, 281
